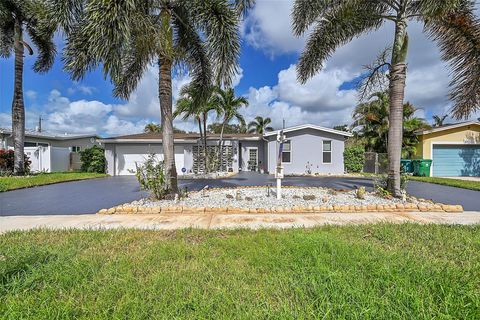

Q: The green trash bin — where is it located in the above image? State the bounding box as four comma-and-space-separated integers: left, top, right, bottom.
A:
400, 159, 413, 173
413, 159, 432, 177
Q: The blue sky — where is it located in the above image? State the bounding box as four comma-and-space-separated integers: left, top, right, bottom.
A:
1, 1, 479, 136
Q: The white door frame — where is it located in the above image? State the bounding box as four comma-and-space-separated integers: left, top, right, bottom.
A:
246, 147, 258, 172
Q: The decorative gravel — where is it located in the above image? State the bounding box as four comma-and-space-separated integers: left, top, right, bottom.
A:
126, 187, 430, 209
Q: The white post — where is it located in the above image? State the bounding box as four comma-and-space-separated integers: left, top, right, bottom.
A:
276, 176, 281, 200
276, 131, 286, 200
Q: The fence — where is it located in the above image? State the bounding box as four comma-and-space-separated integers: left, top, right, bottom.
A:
363, 152, 388, 174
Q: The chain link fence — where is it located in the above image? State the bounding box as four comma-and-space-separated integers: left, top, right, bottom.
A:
363, 152, 388, 174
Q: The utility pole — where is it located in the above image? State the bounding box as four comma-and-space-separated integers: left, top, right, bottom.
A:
38, 116, 43, 132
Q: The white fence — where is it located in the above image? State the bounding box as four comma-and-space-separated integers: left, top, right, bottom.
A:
25, 146, 71, 173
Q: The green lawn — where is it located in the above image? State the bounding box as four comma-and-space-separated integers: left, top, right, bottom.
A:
1, 225, 479, 319
0, 172, 107, 192
409, 176, 480, 191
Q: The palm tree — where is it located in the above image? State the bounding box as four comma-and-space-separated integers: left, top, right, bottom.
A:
352, 92, 430, 157
432, 114, 448, 127
174, 85, 215, 172
352, 92, 390, 153
292, 0, 480, 197
248, 116, 273, 134
55, 0, 242, 193
144, 123, 162, 133
0, 0, 56, 174
211, 87, 248, 167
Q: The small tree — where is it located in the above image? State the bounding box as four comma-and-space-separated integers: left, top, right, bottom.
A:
134, 153, 168, 200
80, 146, 106, 173
344, 146, 364, 173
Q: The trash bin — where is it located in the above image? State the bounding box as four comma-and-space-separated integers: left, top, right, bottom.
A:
400, 159, 413, 173
413, 159, 432, 177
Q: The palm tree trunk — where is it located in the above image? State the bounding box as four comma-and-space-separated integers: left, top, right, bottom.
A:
387, 18, 408, 197
218, 119, 227, 171
158, 57, 178, 193
202, 112, 209, 173
197, 117, 203, 173
12, 18, 25, 175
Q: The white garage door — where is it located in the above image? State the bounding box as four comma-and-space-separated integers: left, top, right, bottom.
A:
116, 145, 185, 175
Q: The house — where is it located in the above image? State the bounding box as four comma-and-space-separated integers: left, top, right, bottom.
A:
415, 121, 480, 177
99, 124, 352, 176
0, 128, 101, 172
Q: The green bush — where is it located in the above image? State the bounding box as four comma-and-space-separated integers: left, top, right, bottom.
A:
0, 149, 31, 175
80, 146, 106, 173
133, 153, 168, 200
344, 146, 364, 173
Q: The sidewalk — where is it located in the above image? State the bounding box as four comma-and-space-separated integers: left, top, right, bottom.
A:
1, 211, 479, 233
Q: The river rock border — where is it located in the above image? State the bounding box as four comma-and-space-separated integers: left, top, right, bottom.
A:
97, 186, 464, 214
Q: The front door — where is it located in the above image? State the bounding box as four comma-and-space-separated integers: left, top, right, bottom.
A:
247, 148, 258, 171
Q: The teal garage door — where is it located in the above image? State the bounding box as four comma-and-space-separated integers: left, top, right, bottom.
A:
432, 145, 480, 177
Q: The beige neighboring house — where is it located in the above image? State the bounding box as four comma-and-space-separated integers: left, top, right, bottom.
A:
0, 128, 101, 172
415, 121, 480, 177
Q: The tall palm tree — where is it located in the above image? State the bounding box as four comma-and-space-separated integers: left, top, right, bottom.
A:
432, 114, 448, 127
55, 0, 242, 193
292, 0, 480, 197
248, 116, 273, 134
211, 87, 248, 166
0, 0, 56, 174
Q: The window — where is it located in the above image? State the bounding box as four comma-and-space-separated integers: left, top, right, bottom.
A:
24, 142, 49, 147
71, 146, 81, 153
322, 140, 332, 163
282, 140, 291, 163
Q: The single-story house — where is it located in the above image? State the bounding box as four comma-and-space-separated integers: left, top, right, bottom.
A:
0, 128, 100, 172
99, 124, 352, 176
415, 121, 480, 177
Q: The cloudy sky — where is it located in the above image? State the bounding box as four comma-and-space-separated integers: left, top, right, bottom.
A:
0, 1, 479, 136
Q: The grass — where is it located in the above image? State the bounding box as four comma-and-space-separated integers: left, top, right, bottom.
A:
408, 176, 480, 191
1, 225, 479, 319
0, 172, 107, 192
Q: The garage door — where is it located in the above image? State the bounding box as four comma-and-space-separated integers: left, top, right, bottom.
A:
432, 145, 480, 177
116, 145, 185, 175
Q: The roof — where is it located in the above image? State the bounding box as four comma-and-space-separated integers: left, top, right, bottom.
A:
0, 128, 99, 140
415, 121, 480, 136
99, 132, 262, 143
263, 124, 353, 137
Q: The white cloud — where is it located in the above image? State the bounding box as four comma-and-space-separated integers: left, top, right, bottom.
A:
242, 0, 307, 56
242, 64, 357, 129
67, 84, 96, 96
25, 90, 37, 100
241, 0, 480, 125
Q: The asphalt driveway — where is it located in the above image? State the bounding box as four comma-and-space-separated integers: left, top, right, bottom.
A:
1, 172, 479, 216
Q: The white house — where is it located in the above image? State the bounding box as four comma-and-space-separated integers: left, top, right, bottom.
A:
99, 124, 352, 176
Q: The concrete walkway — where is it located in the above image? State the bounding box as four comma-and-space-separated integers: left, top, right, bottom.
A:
1, 211, 479, 233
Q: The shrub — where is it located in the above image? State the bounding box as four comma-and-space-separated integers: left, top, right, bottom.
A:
80, 146, 106, 173
0, 149, 31, 175
374, 174, 408, 198
133, 153, 168, 200
344, 146, 364, 173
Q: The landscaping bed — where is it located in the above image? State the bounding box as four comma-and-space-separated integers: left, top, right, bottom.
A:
1, 225, 479, 318
0, 172, 108, 192
99, 186, 463, 214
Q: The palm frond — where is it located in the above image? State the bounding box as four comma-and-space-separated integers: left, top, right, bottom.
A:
295, 1, 387, 83
190, 0, 241, 86
424, 3, 480, 118
292, 0, 343, 36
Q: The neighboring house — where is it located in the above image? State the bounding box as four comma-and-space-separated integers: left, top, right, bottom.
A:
0, 128, 101, 172
415, 121, 480, 177
99, 124, 352, 176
